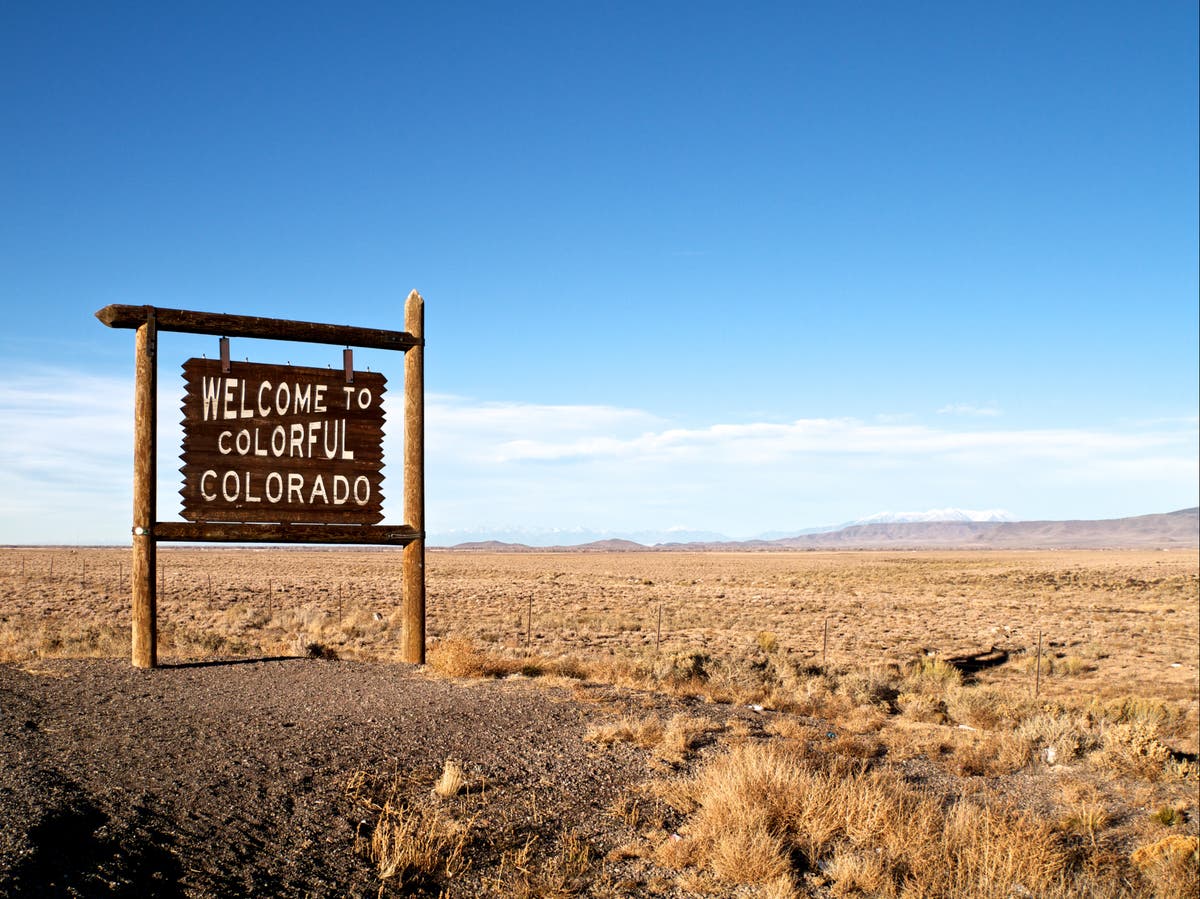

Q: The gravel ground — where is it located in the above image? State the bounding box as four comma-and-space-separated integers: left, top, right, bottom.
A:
0, 658, 671, 898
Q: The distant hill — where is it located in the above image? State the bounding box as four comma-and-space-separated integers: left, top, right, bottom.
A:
765, 508, 1198, 550
436, 509, 1199, 552
427, 526, 731, 547
752, 508, 1015, 541
446, 538, 651, 553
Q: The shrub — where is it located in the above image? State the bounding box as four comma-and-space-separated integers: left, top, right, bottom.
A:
654, 650, 712, 685
1017, 713, 1099, 764
1130, 835, 1199, 898
427, 637, 512, 678
1097, 721, 1172, 780
897, 691, 946, 723
904, 656, 963, 692
756, 631, 779, 654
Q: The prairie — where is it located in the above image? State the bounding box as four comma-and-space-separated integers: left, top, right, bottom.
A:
3, 548, 1194, 705
0, 547, 1196, 897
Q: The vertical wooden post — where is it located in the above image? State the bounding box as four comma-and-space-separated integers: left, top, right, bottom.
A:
131, 310, 158, 668
402, 291, 426, 664
1034, 630, 1043, 698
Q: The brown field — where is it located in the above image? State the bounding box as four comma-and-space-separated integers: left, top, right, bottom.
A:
1, 546, 1197, 897
3, 547, 1195, 706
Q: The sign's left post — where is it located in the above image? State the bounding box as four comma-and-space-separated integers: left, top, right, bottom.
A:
131, 310, 158, 668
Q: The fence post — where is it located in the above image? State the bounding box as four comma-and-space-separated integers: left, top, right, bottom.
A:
1034, 630, 1043, 698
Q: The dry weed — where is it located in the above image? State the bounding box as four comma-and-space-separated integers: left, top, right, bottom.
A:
897, 691, 946, 723
825, 847, 889, 896
668, 741, 1075, 896
1097, 721, 1174, 780
904, 656, 963, 691
949, 731, 1032, 776
1017, 712, 1100, 764
488, 829, 593, 898
1130, 835, 1200, 899
585, 713, 718, 767
585, 716, 664, 750
427, 636, 511, 678
358, 800, 470, 889
433, 759, 466, 799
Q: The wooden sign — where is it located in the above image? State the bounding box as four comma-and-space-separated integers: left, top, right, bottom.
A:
97, 294, 425, 669
180, 358, 386, 524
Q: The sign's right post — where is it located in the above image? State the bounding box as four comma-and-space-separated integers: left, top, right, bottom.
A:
402, 290, 426, 664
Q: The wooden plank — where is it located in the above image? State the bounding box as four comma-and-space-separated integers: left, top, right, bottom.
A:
178, 359, 386, 525
154, 522, 420, 545
132, 314, 158, 668
402, 290, 426, 664
96, 304, 421, 351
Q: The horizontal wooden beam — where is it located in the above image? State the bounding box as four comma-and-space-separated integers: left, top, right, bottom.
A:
154, 521, 421, 545
96, 304, 421, 351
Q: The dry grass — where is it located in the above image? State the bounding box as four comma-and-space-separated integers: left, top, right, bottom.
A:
349, 769, 473, 893
433, 759, 467, 799
1130, 835, 1200, 898
5, 547, 1193, 705
586, 713, 721, 768
3, 546, 1197, 896
659, 741, 1072, 896
1097, 720, 1177, 780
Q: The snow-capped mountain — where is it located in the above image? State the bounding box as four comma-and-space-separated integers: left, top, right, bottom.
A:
850, 509, 1015, 525
753, 509, 1015, 541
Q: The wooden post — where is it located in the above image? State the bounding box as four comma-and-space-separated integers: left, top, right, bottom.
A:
1034, 630, 1043, 698
822, 618, 829, 669
402, 290, 426, 664
655, 602, 663, 654
131, 311, 158, 668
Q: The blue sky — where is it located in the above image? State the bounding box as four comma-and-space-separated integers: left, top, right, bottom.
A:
1, 1, 1196, 543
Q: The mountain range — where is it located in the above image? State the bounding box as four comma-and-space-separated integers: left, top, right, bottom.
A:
434, 508, 1199, 552
427, 526, 732, 547
430, 509, 1017, 547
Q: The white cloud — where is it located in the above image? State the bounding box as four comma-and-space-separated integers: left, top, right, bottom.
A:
0, 367, 187, 541
0, 369, 1195, 542
467, 415, 1181, 466
421, 396, 1197, 535
937, 403, 1002, 417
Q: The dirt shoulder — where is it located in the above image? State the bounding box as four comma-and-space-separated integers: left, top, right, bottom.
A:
0, 658, 680, 898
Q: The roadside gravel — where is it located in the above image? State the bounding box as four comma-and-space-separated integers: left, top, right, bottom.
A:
0, 658, 662, 897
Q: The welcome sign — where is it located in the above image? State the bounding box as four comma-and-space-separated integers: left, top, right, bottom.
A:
179, 358, 386, 524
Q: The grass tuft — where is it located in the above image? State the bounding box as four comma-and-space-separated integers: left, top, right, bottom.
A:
433, 759, 466, 799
